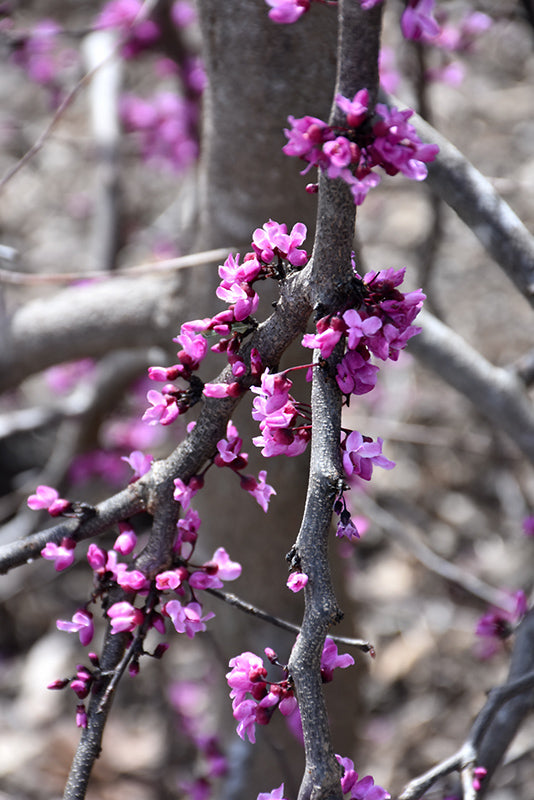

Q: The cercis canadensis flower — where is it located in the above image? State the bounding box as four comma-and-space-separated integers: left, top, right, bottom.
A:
283, 90, 439, 205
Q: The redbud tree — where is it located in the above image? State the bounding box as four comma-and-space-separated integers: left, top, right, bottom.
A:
1, 1, 534, 800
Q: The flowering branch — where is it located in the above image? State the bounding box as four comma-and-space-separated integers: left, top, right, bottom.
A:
286, 3, 383, 800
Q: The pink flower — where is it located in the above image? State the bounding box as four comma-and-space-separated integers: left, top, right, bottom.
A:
323, 136, 354, 178
156, 568, 188, 591
189, 571, 224, 590
287, 572, 308, 592
28, 485, 70, 516
342, 309, 382, 350
336, 350, 379, 396
173, 327, 208, 370
142, 389, 180, 426
218, 252, 262, 287
117, 568, 150, 592
87, 543, 107, 571
41, 539, 76, 571
252, 220, 308, 267
206, 547, 242, 581
107, 601, 144, 633
283, 115, 329, 161
226, 651, 268, 706
164, 600, 215, 638
320, 638, 354, 682
302, 315, 345, 359
76, 704, 88, 728
257, 784, 288, 800
240, 471, 277, 512
342, 431, 395, 481
121, 450, 153, 479
335, 88, 369, 128
173, 477, 198, 510
113, 523, 137, 555
203, 381, 243, 398
216, 281, 259, 321
265, 0, 310, 24
214, 422, 249, 470
401, 0, 440, 42
56, 609, 94, 646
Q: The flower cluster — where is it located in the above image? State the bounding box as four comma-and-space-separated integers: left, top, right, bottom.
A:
227, 639, 353, 743
283, 90, 439, 204
120, 91, 199, 173
337, 755, 391, 800
145, 220, 309, 416
251, 370, 311, 458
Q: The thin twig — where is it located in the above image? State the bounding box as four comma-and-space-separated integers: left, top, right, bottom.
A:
0, 247, 232, 285
206, 587, 374, 653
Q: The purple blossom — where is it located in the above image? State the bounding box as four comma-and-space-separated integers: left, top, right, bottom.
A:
302, 315, 345, 359
342, 431, 395, 481
371, 105, 439, 181
347, 171, 381, 206
475, 591, 528, 658
257, 785, 288, 800
121, 450, 153, 479
113, 523, 137, 555
283, 115, 329, 161
400, 0, 440, 42
252, 220, 308, 267
336, 756, 391, 800
523, 515, 534, 536
287, 572, 308, 592
41, 539, 76, 571
56, 609, 94, 647
116, 568, 150, 592
87, 543, 107, 572
216, 281, 260, 321
218, 252, 262, 287
76, 704, 88, 728
335, 89, 369, 128
107, 601, 144, 634
323, 136, 354, 178
205, 547, 242, 581
28, 485, 70, 516
240, 470, 277, 512
320, 638, 354, 682
164, 600, 215, 638
96, 0, 160, 57
342, 309, 382, 349
265, 0, 310, 24
203, 381, 243, 398
142, 389, 180, 426
336, 350, 379, 396
173, 477, 198, 510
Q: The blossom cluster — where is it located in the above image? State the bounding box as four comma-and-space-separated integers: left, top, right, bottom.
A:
226, 639, 353, 743
283, 89, 439, 205
144, 220, 309, 422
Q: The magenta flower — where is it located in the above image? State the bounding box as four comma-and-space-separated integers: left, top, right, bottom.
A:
226, 651, 268, 706
346, 171, 381, 206
87, 543, 107, 572
302, 315, 345, 359
287, 572, 308, 592
218, 252, 262, 287
121, 450, 153, 479
523, 516, 534, 536
116, 569, 150, 592
240, 470, 277, 512
173, 327, 208, 370
335, 89, 369, 128
142, 389, 180, 426
156, 568, 187, 591
252, 220, 308, 267
401, 0, 440, 42
342, 431, 395, 481
189, 571, 224, 590
475, 591, 528, 658
342, 309, 382, 350
56, 609, 94, 646
283, 115, 329, 161
336, 350, 379, 396
28, 485, 70, 516
214, 422, 249, 470
41, 539, 76, 571
164, 600, 215, 638
76, 704, 88, 729
257, 785, 288, 800
320, 638, 354, 682
113, 523, 137, 555
203, 381, 243, 398
359, 0, 383, 8
107, 601, 144, 634
173, 477, 198, 510
206, 547, 242, 581
265, 0, 310, 24
323, 136, 353, 178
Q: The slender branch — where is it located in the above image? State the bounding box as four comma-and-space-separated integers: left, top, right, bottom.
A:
400, 101, 534, 307
409, 309, 534, 465
206, 587, 373, 653
396, 613, 534, 800
0, 248, 231, 285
